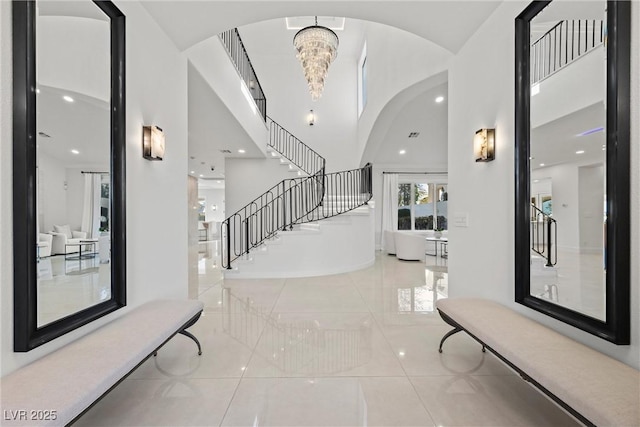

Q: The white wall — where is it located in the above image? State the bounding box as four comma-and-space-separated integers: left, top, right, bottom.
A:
37, 152, 67, 232
448, 0, 639, 369
0, 0, 13, 374
37, 15, 110, 102
578, 165, 604, 253
186, 37, 268, 157
1, 0, 189, 375
238, 21, 359, 173
225, 157, 299, 216
356, 22, 452, 163
531, 46, 604, 129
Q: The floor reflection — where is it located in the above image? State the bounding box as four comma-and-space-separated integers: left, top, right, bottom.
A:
531, 249, 605, 320
77, 241, 578, 427
37, 254, 111, 327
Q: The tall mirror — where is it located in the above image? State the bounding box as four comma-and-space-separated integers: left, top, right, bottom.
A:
515, 0, 630, 344
13, 0, 126, 351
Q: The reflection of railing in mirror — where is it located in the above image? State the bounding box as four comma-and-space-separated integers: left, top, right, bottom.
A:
531, 204, 557, 266
221, 288, 371, 374
531, 19, 604, 84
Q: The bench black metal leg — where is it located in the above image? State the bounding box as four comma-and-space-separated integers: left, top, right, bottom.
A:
179, 330, 202, 355
438, 327, 462, 353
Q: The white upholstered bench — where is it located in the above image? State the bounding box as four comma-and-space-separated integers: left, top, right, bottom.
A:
0, 299, 204, 426
436, 298, 640, 427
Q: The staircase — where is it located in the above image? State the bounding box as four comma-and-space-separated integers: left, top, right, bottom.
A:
218, 28, 374, 277
221, 117, 373, 277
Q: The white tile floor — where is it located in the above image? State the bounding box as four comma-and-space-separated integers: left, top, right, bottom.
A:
76, 242, 578, 426
37, 254, 111, 327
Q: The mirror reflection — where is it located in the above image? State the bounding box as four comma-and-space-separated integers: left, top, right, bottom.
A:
35, 1, 112, 327
529, 0, 606, 320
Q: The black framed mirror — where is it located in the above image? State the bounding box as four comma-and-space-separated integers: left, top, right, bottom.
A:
13, 0, 126, 352
515, 0, 630, 344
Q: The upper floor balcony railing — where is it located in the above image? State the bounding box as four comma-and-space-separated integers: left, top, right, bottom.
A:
219, 28, 267, 122
531, 19, 604, 85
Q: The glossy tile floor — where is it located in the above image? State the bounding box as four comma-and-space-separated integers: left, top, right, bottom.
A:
531, 249, 605, 320
76, 242, 578, 426
37, 254, 111, 327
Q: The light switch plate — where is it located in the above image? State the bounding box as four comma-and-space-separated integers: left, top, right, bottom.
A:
453, 212, 469, 227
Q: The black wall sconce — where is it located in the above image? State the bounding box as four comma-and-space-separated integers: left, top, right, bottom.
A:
142, 125, 165, 161
474, 128, 495, 162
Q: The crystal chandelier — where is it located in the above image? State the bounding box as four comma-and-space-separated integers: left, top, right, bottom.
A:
293, 17, 339, 101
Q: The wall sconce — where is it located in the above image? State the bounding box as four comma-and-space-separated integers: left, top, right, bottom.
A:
142, 125, 165, 161
474, 128, 495, 162
307, 110, 315, 126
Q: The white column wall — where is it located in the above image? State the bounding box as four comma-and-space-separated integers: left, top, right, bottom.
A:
448, 0, 639, 369
1, 1, 189, 375
578, 165, 605, 253
37, 152, 68, 232
65, 168, 86, 232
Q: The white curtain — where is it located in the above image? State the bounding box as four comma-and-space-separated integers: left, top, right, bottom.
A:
81, 173, 102, 239
381, 173, 399, 250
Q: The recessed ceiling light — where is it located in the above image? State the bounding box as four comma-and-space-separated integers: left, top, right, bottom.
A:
63, 95, 74, 103
435, 96, 444, 103
190, 171, 195, 174
576, 150, 585, 154
71, 149, 79, 155
217, 180, 222, 184
602, 147, 606, 151
238, 149, 246, 154
539, 163, 545, 167
399, 150, 406, 155
199, 174, 204, 177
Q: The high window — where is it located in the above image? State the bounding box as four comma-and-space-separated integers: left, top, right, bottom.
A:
357, 42, 367, 117
398, 181, 448, 231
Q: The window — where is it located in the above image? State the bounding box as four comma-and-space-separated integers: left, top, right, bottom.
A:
357, 42, 367, 117
397, 181, 448, 231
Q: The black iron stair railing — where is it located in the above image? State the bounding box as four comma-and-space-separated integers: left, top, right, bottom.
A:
267, 117, 325, 176
221, 160, 373, 269
531, 204, 557, 267
531, 19, 604, 84
219, 28, 267, 122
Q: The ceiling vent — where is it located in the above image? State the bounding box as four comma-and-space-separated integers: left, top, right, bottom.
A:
408, 132, 420, 138
219, 149, 232, 154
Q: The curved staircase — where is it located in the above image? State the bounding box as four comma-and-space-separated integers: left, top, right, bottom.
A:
221, 117, 373, 277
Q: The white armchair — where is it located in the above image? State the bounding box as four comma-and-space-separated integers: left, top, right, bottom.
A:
394, 231, 427, 261
50, 225, 88, 255
38, 233, 52, 258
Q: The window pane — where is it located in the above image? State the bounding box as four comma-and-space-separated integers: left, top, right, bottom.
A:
398, 183, 411, 230
436, 184, 448, 230
415, 183, 434, 230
